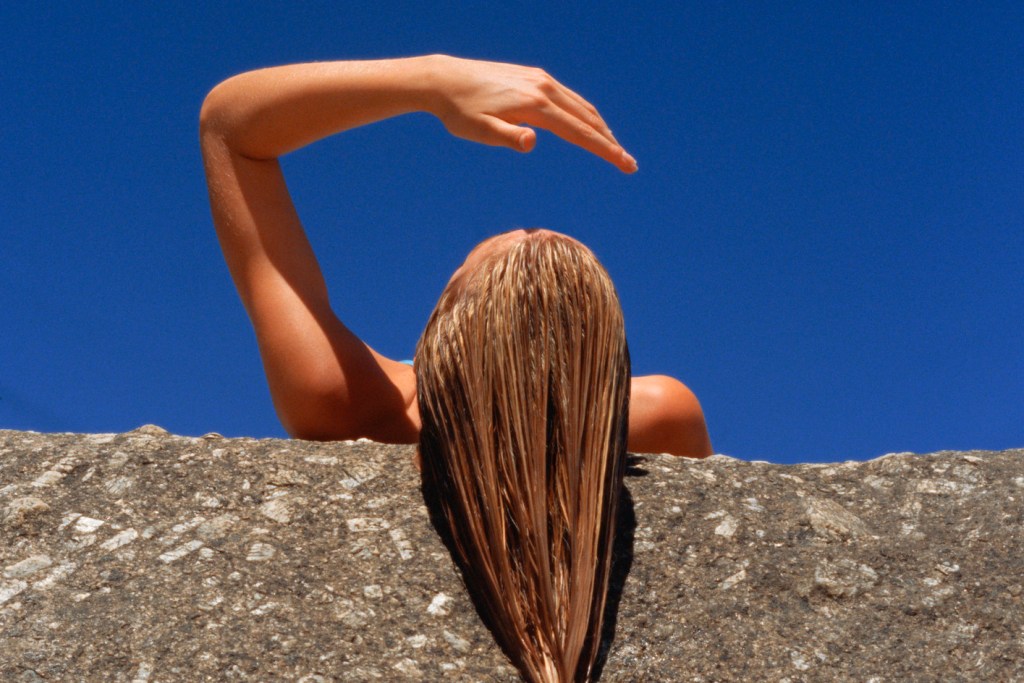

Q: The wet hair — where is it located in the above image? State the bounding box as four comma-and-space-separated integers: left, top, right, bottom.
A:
416, 232, 630, 682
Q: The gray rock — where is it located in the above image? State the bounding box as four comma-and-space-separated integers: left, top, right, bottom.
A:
3, 555, 53, 579
2, 496, 50, 528
0, 428, 1021, 681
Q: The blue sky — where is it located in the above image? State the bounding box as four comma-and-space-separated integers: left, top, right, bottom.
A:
2, 4, 1021, 463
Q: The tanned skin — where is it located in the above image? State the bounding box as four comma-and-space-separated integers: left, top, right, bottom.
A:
200, 55, 712, 458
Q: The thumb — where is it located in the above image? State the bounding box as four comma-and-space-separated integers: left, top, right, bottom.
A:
477, 115, 536, 152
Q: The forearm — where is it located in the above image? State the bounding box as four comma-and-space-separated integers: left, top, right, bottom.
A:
199, 56, 442, 160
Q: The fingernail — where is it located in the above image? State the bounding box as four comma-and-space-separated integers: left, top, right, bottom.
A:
622, 151, 638, 171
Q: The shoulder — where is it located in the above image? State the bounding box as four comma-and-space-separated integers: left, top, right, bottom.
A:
628, 375, 712, 457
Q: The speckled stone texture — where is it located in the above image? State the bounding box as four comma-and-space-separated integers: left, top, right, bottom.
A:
1, 427, 1022, 682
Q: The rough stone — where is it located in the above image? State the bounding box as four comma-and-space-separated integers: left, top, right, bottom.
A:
0, 429, 1022, 681
3, 555, 53, 579
1, 496, 50, 527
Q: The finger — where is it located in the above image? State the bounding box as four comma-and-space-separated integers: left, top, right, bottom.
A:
469, 115, 537, 152
528, 68, 621, 146
549, 83, 620, 145
519, 104, 637, 173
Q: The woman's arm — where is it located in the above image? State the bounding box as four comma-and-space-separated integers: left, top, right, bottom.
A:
199, 56, 636, 442
201, 56, 636, 166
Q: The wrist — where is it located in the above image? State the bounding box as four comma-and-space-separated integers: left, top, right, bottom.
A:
405, 54, 453, 117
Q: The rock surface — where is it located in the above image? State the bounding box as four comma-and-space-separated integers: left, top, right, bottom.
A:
1, 427, 1022, 681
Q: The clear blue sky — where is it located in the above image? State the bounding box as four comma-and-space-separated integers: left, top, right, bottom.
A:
2, 4, 1021, 464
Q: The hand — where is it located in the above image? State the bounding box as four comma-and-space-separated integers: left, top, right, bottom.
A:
427, 55, 638, 174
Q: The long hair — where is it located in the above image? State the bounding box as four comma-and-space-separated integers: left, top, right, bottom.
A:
416, 232, 630, 682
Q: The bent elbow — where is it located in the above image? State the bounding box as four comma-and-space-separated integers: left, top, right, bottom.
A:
199, 75, 258, 152
199, 79, 234, 142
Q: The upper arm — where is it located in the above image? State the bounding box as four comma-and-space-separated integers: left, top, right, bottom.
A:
199, 116, 417, 442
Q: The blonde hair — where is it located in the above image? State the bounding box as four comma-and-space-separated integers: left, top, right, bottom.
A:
416, 232, 630, 683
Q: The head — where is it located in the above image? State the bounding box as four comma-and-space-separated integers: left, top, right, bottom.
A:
416, 230, 630, 683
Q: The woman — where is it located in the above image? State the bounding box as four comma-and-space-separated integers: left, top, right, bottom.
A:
199, 54, 711, 458
201, 55, 711, 682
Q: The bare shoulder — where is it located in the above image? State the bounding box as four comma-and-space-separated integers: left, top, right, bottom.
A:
628, 375, 712, 457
